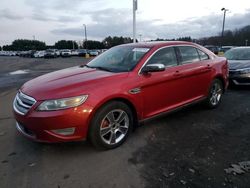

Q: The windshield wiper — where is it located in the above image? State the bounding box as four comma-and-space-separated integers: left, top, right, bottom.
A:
80, 64, 114, 72
91, 66, 113, 72
79, 64, 92, 68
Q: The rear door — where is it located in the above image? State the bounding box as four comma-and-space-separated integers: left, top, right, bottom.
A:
176, 46, 213, 101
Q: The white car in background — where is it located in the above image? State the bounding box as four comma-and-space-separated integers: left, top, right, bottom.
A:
61, 49, 72, 57
34, 51, 45, 58
0, 51, 16, 56
55, 50, 60, 56
0, 51, 7, 56
88, 50, 99, 56
71, 50, 79, 56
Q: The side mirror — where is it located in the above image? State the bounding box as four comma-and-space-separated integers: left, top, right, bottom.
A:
141, 63, 165, 74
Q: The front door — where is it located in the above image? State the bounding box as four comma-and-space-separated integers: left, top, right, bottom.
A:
139, 47, 186, 118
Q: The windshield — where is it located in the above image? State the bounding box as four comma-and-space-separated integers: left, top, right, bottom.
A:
87, 46, 150, 72
224, 48, 250, 60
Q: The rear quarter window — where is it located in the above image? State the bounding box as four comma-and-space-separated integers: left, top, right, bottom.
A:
197, 49, 209, 60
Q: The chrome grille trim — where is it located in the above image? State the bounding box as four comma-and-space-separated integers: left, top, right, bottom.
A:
19, 91, 36, 103
13, 91, 36, 115
16, 94, 31, 108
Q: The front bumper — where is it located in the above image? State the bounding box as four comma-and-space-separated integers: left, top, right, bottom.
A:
61, 53, 71, 57
229, 72, 250, 86
14, 104, 94, 143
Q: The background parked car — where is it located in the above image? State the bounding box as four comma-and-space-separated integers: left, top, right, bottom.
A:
204, 45, 219, 55
34, 50, 45, 58
224, 47, 250, 86
8, 51, 17, 56
220, 46, 234, 53
61, 49, 72, 57
16, 51, 22, 56
100, 49, 107, 53
88, 50, 99, 56
19, 51, 28, 57
19, 50, 36, 58
0, 51, 16, 56
71, 50, 79, 56
77, 49, 88, 57
55, 50, 60, 57
44, 49, 58, 58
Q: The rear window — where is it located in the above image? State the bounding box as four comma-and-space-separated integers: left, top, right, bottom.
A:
178, 46, 200, 64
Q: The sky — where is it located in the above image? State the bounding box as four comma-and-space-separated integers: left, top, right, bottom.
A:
0, 0, 250, 46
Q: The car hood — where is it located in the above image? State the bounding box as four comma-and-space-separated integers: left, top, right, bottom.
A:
228, 60, 250, 70
21, 66, 129, 100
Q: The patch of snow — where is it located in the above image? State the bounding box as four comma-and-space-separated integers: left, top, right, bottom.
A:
9, 70, 29, 75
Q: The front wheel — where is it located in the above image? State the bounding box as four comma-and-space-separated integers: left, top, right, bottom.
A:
205, 79, 223, 109
89, 101, 133, 149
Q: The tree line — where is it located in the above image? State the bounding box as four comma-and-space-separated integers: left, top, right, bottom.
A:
1, 36, 134, 51
1, 25, 250, 51
199, 25, 250, 46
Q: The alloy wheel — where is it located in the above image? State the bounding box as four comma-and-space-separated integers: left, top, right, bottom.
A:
210, 82, 222, 106
99, 109, 129, 145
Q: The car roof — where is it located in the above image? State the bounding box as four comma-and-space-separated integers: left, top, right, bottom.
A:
117, 41, 216, 58
232, 46, 250, 49
221, 46, 234, 48
204, 45, 218, 47
120, 41, 200, 48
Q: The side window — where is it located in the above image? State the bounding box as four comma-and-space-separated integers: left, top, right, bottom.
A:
178, 46, 200, 64
197, 49, 209, 60
147, 47, 177, 67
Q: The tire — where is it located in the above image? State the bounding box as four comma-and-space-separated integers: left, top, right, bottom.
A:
205, 79, 223, 109
89, 101, 133, 150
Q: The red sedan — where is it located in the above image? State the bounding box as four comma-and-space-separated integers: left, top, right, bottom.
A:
13, 41, 229, 149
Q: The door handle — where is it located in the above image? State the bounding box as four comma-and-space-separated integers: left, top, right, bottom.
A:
199, 65, 212, 73
206, 64, 212, 69
173, 71, 182, 77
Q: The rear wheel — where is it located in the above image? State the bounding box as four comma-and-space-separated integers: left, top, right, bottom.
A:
89, 101, 133, 149
205, 79, 223, 108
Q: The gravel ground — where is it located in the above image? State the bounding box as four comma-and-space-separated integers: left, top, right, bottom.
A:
129, 88, 250, 188
0, 56, 250, 188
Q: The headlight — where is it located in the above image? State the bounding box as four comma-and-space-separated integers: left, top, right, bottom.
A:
238, 68, 250, 74
37, 95, 88, 111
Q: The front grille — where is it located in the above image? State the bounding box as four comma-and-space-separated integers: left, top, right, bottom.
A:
229, 70, 239, 76
13, 91, 36, 115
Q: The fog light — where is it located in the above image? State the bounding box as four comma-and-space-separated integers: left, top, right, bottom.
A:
51, 128, 75, 136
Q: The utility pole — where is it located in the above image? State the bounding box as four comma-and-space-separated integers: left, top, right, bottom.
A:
133, 0, 137, 43
83, 24, 88, 50
221, 8, 228, 46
